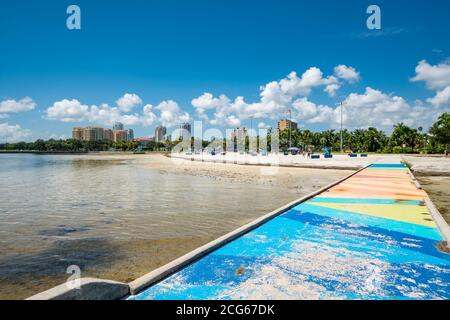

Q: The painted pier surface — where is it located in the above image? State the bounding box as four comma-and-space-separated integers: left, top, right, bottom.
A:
129, 164, 450, 300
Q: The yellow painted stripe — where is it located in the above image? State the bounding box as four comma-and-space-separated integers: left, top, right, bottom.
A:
309, 202, 435, 227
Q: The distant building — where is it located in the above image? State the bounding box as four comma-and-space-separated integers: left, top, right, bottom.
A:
135, 137, 155, 144
72, 126, 130, 142
83, 126, 104, 141
113, 122, 124, 131
113, 130, 129, 143
231, 127, 247, 140
179, 122, 191, 141
155, 126, 167, 143
72, 127, 84, 140
128, 129, 134, 140
278, 119, 298, 131
103, 128, 113, 141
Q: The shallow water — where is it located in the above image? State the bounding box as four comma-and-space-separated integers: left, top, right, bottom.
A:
0, 153, 345, 299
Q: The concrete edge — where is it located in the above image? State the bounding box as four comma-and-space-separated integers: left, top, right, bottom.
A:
407, 168, 423, 189
408, 168, 449, 248
127, 164, 369, 297
26, 278, 130, 300
409, 169, 449, 248
424, 199, 450, 248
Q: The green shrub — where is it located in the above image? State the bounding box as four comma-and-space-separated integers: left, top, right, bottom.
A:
392, 146, 403, 154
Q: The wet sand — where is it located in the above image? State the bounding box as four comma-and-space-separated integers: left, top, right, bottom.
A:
403, 156, 450, 224
417, 176, 450, 224
0, 153, 351, 299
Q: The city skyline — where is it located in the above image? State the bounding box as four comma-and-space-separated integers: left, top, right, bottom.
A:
1, 0, 450, 142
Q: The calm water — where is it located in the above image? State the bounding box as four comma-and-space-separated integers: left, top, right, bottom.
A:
0, 153, 316, 299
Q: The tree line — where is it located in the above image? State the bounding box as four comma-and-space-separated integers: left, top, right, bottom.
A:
0, 139, 165, 153
1, 112, 449, 154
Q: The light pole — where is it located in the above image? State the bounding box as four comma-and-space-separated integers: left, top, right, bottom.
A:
288, 108, 292, 149
250, 116, 253, 153
337, 102, 345, 153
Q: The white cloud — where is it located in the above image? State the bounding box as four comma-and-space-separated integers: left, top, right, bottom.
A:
0, 123, 32, 142
41, 60, 449, 134
0, 97, 36, 113
411, 60, 450, 90
426, 86, 450, 107
46, 99, 157, 127
324, 83, 340, 97
257, 122, 270, 129
278, 68, 339, 97
140, 104, 158, 126
334, 65, 360, 83
116, 93, 142, 112
155, 100, 190, 128
291, 87, 446, 131
46, 99, 89, 122
191, 66, 359, 125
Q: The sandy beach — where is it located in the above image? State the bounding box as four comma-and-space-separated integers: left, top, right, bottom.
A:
164, 152, 450, 225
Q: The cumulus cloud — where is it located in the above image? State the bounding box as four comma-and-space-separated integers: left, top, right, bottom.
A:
155, 100, 190, 128
191, 65, 359, 125
257, 122, 270, 129
46, 99, 157, 127
116, 93, 142, 112
292, 87, 446, 131
0, 123, 32, 142
334, 65, 360, 83
40, 60, 449, 134
141, 104, 158, 126
0, 97, 36, 113
46, 99, 90, 122
427, 86, 450, 107
411, 60, 450, 90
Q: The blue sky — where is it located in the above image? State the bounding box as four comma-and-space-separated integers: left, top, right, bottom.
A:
1, 0, 450, 141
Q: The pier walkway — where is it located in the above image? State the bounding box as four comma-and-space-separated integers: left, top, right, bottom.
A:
128, 164, 450, 300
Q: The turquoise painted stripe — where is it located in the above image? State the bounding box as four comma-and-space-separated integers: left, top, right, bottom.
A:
369, 164, 407, 168
292, 203, 442, 241
309, 198, 422, 205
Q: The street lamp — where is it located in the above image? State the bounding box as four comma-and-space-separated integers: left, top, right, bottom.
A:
336, 102, 346, 153
288, 108, 292, 149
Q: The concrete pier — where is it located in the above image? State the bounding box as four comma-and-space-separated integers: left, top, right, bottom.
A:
128, 163, 450, 300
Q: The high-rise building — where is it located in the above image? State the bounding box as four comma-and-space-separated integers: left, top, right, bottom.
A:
179, 122, 191, 141
113, 130, 129, 142
277, 119, 298, 131
72, 126, 117, 142
231, 127, 247, 140
128, 129, 134, 140
103, 128, 113, 141
83, 126, 104, 141
72, 127, 84, 140
113, 122, 124, 131
155, 126, 166, 143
